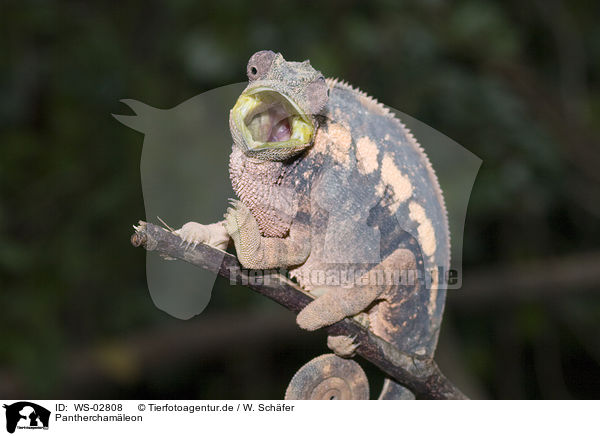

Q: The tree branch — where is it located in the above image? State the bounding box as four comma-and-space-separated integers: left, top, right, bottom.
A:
130, 221, 467, 400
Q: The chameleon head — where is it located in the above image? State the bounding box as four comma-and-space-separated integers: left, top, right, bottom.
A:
230, 51, 329, 161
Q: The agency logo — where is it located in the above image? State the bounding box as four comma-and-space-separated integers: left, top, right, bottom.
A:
3, 402, 50, 434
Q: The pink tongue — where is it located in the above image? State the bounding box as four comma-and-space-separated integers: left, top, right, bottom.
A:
268, 118, 291, 142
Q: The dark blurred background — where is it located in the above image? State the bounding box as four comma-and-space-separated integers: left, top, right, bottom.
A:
2, 0, 600, 399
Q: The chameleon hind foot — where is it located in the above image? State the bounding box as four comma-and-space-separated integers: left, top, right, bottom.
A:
284, 354, 369, 400
327, 335, 358, 358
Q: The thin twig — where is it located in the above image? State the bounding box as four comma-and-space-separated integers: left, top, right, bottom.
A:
156, 216, 175, 232
131, 221, 468, 400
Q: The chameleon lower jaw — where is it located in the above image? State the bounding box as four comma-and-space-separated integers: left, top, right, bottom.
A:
231, 88, 314, 151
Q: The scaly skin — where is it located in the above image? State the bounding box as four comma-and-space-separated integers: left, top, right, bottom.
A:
223, 199, 310, 269
176, 51, 450, 400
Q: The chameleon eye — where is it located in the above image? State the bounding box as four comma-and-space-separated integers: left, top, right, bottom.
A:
248, 65, 259, 79
247, 50, 276, 81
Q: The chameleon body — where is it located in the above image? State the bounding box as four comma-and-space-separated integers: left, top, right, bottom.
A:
178, 51, 450, 399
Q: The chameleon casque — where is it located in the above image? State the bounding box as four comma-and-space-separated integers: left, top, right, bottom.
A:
176, 51, 450, 400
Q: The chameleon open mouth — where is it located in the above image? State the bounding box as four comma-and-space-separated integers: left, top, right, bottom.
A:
232, 88, 314, 151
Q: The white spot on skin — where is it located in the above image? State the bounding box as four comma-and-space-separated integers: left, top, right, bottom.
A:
313, 122, 351, 167
312, 127, 328, 155
327, 123, 352, 167
428, 268, 439, 318
356, 136, 379, 174
408, 201, 437, 257
380, 153, 413, 213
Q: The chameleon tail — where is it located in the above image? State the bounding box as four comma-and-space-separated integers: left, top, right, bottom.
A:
284, 354, 369, 400
284, 355, 417, 400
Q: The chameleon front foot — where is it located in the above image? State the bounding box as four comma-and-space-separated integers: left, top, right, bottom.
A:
284, 354, 369, 400
175, 221, 230, 250
223, 199, 258, 243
